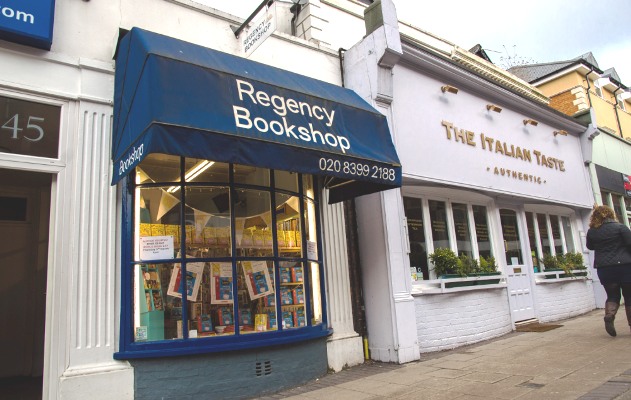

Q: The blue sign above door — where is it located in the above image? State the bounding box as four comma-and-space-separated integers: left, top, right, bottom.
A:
0, 0, 56, 50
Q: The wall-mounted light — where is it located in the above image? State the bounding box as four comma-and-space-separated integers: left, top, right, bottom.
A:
553, 130, 568, 137
441, 85, 459, 94
523, 119, 539, 126
486, 104, 502, 113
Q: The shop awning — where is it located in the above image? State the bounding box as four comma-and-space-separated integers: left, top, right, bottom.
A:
112, 28, 401, 203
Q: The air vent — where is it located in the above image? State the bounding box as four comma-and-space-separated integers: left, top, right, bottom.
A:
255, 360, 272, 377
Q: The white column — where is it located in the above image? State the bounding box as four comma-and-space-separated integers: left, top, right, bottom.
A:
321, 192, 365, 372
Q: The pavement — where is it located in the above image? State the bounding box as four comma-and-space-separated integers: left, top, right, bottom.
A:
256, 309, 631, 400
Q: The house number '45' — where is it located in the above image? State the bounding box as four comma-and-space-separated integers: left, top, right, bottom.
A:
1, 114, 45, 142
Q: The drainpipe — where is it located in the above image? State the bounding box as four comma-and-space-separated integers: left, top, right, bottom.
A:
338, 48, 346, 88
585, 68, 595, 114
290, 3, 302, 36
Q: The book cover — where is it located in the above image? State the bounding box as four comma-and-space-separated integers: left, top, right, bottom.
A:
242, 261, 274, 300
164, 224, 180, 244
254, 313, 268, 332
216, 306, 234, 326
198, 314, 213, 332
296, 308, 306, 327
280, 287, 293, 305
263, 294, 275, 307
150, 224, 166, 236
210, 263, 233, 304
291, 266, 304, 282
240, 309, 253, 326
292, 287, 305, 304
282, 311, 294, 328
279, 267, 291, 283
139, 223, 152, 237
267, 311, 277, 329
167, 262, 204, 301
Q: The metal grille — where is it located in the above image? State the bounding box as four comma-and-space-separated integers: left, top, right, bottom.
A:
255, 360, 272, 377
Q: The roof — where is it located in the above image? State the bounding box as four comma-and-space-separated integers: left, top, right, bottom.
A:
508, 52, 605, 84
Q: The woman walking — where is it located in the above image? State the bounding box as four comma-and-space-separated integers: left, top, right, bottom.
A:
586, 205, 631, 336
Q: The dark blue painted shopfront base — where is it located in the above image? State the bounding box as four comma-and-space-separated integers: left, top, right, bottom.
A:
131, 338, 327, 400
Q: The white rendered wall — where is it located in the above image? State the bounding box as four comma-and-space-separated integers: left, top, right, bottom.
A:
0, 46, 131, 399
534, 281, 596, 323
414, 290, 512, 353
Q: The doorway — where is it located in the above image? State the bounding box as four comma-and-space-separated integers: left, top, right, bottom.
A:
498, 208, 535, 323
0, 169, 51, 400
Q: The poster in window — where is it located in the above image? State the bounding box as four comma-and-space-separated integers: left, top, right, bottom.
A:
210, 262, 234, 304
242, 260, 274, 300
167, 262, 204, 301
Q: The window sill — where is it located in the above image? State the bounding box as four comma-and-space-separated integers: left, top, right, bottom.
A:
534, 270, 589, 284
411, 275, 507, 295
114, 325, 331, 360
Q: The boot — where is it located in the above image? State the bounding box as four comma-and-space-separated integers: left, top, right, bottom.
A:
626, 306, 631, 335
604, 301, 619, 337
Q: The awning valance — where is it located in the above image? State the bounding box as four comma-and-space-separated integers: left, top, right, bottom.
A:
113, 28, 401, 203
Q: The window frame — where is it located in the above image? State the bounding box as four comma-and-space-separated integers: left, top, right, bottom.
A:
524, 206, 580, 272
115, 159, 330, 360
403, 193, 497, 280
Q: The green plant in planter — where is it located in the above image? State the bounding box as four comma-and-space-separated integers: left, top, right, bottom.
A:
541, 254, 560, 271
457, 255, 478, 276
564, 252, 586, 270
478, 256, 498, 273
429, 248, 459, 276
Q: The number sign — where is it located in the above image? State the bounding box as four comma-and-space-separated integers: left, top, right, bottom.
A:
0, 96, 60, 158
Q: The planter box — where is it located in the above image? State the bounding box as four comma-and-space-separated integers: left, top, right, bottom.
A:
473, 272, 502, 285
544, 269, 587, 279
440, 272, 502, 288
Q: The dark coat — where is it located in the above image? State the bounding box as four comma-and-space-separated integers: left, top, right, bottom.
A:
586, 219, 631, 268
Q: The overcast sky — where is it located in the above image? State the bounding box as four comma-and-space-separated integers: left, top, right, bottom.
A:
199, 0, 631, 84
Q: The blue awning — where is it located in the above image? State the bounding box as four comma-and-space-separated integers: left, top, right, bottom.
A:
113, 28, 401, 203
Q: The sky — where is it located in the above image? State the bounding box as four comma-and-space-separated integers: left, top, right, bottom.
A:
198, 0, 631, 84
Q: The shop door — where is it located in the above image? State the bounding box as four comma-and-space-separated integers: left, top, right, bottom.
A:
0, 170, 51, 399
499, 208, 535, 323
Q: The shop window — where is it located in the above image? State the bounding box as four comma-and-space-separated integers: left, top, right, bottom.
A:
561, 217, 575, 253
429, 200, 449, 252
452, 203, 473, 259
537, 213, 552, 256
611, 193, 624, 222
403, 197, 428, 280
120, 156, 326, 358
525, 211, 577, 272
403, 197, 492, 280
499, 209, 523, 265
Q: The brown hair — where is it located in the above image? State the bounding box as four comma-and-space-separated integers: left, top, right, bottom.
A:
589, 205, 617, 229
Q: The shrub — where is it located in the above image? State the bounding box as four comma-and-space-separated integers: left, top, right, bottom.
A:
478, 256, 498, 273
564, 252, 585, 270
429, 248, 459, 276
457, 255, 478, 276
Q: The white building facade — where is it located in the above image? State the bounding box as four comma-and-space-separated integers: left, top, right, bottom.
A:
342, 1, 598, 360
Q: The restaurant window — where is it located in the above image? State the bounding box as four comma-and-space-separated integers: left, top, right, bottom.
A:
403, 197, 493, 280
525, 211, 577, 272
121, 155, 326, 356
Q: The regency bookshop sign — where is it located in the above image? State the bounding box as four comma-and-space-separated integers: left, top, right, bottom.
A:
0, 0, 56, 50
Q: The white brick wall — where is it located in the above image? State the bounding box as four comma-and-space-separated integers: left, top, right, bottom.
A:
414, 289, 512, 353
534, 281, 596, 323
